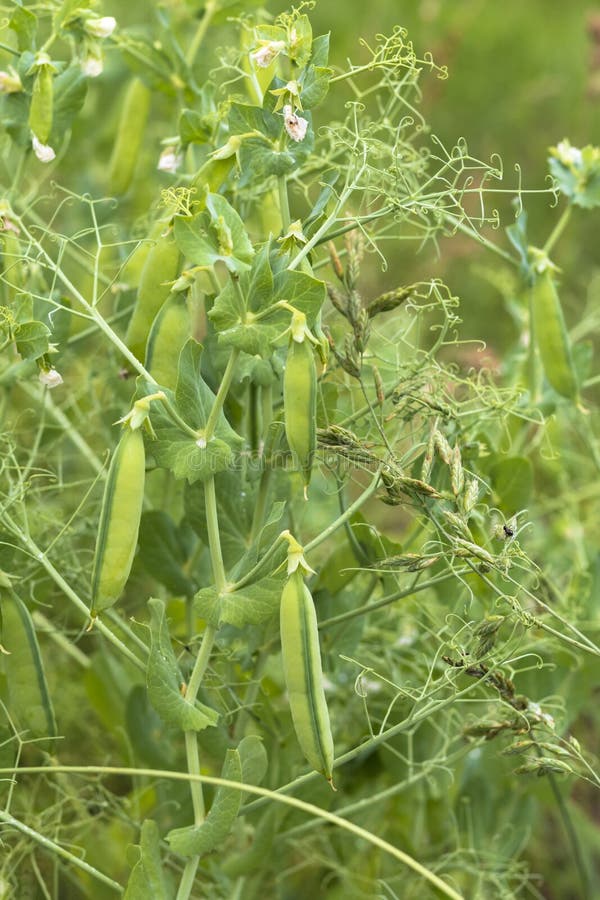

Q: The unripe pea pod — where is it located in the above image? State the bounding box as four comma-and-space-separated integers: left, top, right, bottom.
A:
280, 568, 334, 785
283, 311, 317, 496
91, 423, 145, 614
125, 234, 181, 363
144, 288, 192, 389
108, 78, 151, 196
29, 60, 54, 144
529, 250, 578, 400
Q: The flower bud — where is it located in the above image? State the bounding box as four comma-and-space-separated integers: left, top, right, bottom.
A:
31, 135, 56, 163
250, 40, 285, 68
39, 367, 63, 388
84, 16, 117, 39
157, 146, 182, 173
81, 53, 103, 78
0, 68, 23, 93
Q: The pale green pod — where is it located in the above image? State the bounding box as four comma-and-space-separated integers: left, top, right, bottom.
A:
108, 78, 151, 196
283, 335, 317, 492
530, 264, 578, 401
144, 289, 191, 389
125, 235, 181, 363
280, 569, 334, 783
91, 426, 145, 614
29, 64, 53, 144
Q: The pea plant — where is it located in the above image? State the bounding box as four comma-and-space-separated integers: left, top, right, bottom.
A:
1, 2, 600, 898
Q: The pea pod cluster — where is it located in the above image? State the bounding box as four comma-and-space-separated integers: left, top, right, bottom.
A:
91, 423, 146, 615
283, 312, 317, 496
529, 249, 578, 401
280, 565, 334, 785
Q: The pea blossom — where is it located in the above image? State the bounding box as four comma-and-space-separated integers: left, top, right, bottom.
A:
84, 17, 117, 39
32, 135, 56, 163
283, 105, 308, 143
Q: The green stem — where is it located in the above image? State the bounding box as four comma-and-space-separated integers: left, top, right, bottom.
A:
0, 809, 123, 894
7, 765, 465, 900
176, 477, 223, 900
185, 0, 217, 67
204, 349, 240, 441
319, 568, 470, 630
205, 476, 227, 590
278, 175, 291, 232
545, 767, 590, 899
543, 205, 572, 255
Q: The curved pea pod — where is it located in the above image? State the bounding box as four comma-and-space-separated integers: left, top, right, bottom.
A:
283, 320, 317, 495
280, 569, 334, 785
91, 425, 146, 614
529, 253, 578, 400
29, 62, 54, 144
108, 78, 151, 196
144, 289, 191, 389
125, 235, 181, 363
1, 591, 56, 738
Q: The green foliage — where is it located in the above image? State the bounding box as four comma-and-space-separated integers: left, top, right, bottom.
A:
0, 2, 599, 899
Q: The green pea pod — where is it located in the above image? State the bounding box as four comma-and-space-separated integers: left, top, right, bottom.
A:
144, 289, 191, 389
283, 322, 317, 495
125, 235, 181, 363
29, 64, 53, 144
108, 78, 151, 196
280, 569, 334, 784
91, 425, 146, 614
2, 590, 56, 738
530, 255, 578, 400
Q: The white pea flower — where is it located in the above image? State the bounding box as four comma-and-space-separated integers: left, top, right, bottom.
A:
0, 68, 23, 93
157, 146, 182, 173
81, 54, 103, 77
84, 16, 117, 39
31, 134, 56, 163
250, 40, 285, 68
555, 140, 582, 167
283, 104, 308, 143
39, 367, 63, 388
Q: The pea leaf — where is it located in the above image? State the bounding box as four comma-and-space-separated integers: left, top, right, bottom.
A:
208, 244, 282, 356
137, 340, 242, 484
147, 598, 219, 732
9, 6, 37, 51
138, 511, 196, 597
195, 574, 283, 629
300, 66, 332, 109
124, 819, 172, 900
310, 33, 331, 68
50, 65, 87, 141
273, 268, 326, 324
166, 736, 267, 857
14, 320, 51, 360
174, 194, 254, 274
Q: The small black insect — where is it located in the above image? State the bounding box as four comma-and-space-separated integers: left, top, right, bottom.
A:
503, 524, 515, 538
